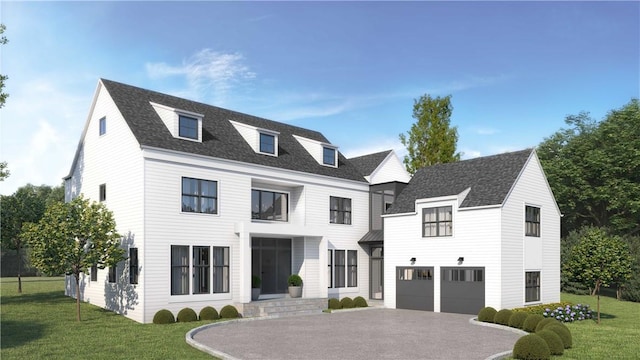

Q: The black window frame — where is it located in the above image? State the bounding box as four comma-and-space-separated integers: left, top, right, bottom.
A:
329, 196, 352, 225
347, 250, 357, 287
259, 132, 276, 155
251, 189, 288, 222
129, 248, 138, 285
328, 249, 333, 288
525, 206, 541, 237
334, 250, 346, 288
212, 246, 230, 293
108, 265, 117, 283
181, 177, 218, 214
90, 264, 98, 282
323, 147, 336, 166
171, 245, 189, 295
99, 184, 106, 202
525, 271, 541, 302
422, 206, 453, 237
178, 115, 199, 140
193, 246, 210, 294
99, 117, 106, 136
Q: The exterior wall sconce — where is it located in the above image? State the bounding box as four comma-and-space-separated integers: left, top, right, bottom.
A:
457, 257, 464, 263
410, 257, 416, 264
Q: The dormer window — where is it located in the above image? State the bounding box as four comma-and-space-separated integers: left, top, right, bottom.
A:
259, 133, 276, 155
323, 147, 337, 166
179, 115, 199, 140
229, 120, 279, 157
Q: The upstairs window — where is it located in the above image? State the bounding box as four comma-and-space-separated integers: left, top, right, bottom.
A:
259, 133, 276, 155
182, 177, 218, 214
129, 248, 138, 285
179, 115, 199, 140
251, 189, 288, 222
99, 117, 106, 136
422, 206, 453, 237
90, 264, 98, 282
99, 184, 106, 202
323, 147, 336, 166
330, 196, 352, 225
525, 206, 540, 237
108, 265, 117, 283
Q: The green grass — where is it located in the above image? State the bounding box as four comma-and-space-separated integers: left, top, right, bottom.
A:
1, 277, 215, 359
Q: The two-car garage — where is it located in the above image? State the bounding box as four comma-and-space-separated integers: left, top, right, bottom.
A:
396, 266, 485, 315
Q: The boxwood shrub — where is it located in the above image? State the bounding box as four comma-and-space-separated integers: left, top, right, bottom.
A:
512, 301, 572, 315
546, 324, 572, 349
199, 306, 219, 320
512, 334, 551, 360
340, 297, 354, 309
220, 305, 240, 319
353, 296, 368, 308
177, 307, 198, 322
494, 309, 513, 326
537, 329, 565, 355
152, 309, 175, 324
477, 306, 497, 323
508, 311, 529, 329
328, 298, 341, 310
535, 318, 560, 332
522, 314, 544, 333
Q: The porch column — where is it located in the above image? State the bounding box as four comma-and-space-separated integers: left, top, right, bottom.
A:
319, 236, 328, 298
235, 222, 251, 303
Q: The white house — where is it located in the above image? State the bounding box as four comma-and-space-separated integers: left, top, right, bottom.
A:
383, 149, 561, 314
63, 79, 559, 323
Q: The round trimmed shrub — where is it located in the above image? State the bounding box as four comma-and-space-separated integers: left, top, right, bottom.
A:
153, 309, 175, 324
546, 324, 572, 349
353, 296, 368, 308
199, 306, 219, 320
522, 314, 544, 332
340, 297, 354, 309
537, 329, 564, 355
535, 318, 561, 332
508, 311, 529, 329
512, 334, 551, 360
494, 309, 513, 326
328, 298, 341, 310
176, 307, 198, 322
220, 305, 240, 319
477, 307, 497, 323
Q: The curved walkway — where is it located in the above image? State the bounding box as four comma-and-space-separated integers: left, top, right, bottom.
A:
187, 309, 524, 360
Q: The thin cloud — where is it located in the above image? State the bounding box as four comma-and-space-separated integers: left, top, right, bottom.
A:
474, 127, 500, 135
342, 138, 407, 159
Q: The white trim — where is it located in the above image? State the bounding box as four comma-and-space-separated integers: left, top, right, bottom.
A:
149, 101, 204, 118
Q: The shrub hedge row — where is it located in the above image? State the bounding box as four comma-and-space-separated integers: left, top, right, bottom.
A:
152, 304, 239, 324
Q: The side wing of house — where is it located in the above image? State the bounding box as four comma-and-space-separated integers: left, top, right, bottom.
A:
63, 80, 145, 322
368, 151, 411, 185
500, 151, 561, 309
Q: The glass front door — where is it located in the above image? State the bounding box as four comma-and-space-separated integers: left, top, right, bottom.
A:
370, 246, 383, 299
252, 238, 292, 294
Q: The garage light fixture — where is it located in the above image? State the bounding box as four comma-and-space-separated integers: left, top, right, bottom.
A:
410, 257, 416, 264
457, 257, 464, 263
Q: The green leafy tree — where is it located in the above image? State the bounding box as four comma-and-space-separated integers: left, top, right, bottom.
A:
399, 94, 461, 174
22, 195, 125, 321
0, 161, 9, 181
0, 24, 8, 108
0, 184, 63, 292
563, 227, 633, 324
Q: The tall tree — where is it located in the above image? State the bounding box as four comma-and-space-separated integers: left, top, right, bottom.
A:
22, 195, 125, 321
563, 227, 633, 324
0, 184, 63, 292
0, 24, 8, 108
0, 161, 9, 181
399, 94, 461, 174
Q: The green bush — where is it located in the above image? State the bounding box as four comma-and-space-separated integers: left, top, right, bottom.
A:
176, 307, 198, 322
152, 309, 175, 324
494, 309, 513, 326
477, 307, 497, 323
512, 334, 551, 360
522, 314, 544, 332
537, 329, 565, 355
546, 324, 572, 349
328, 298, 341, 310
508, 311, 529, 329
353, 296, 368, 308
220, 305, 240, 319
287, 274, 302, 286
340, 297, 354, 309
512, 302, 573, 315
199, 306, 219, 320
535, 318, 560, 332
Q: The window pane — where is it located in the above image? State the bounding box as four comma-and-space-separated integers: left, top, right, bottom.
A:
347, 250, 357, 287
201, 180, 217, 197
260, 133, 275, 154
335, 250, 345, 288
129, 248, 138, 285
251, 190, 260, 219
323, 147, 336, 166
201, 198, 216, 214
423, 208, 436, 222
328, 249, 333, 288
193, 246, 210, 294
182, 196, 197, 212
171, 246, 189, 295
179, 115, 198, 139
261, 192, 274, 219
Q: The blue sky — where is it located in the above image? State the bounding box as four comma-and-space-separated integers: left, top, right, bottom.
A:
1, 1, 638, 195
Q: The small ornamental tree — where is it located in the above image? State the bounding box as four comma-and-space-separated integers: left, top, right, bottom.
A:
23, 195, 125, 321
563, 227, 633, 324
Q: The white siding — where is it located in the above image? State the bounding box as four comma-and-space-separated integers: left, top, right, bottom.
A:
369, 152, 411, 185
501, 153, 561, 308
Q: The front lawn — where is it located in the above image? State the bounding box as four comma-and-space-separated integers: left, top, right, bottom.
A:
0, 277, 214, 359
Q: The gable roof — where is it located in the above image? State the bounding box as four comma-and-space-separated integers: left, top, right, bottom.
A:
98, 79, 367, 183
348, 150, 393, 177
388, 149, 534, 213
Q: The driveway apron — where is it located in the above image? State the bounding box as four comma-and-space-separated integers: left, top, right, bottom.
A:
190, 309, 522, 360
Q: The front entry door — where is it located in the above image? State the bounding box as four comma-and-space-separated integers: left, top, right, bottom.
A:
252, 238, 292, 294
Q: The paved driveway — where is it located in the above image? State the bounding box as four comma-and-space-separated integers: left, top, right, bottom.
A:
188, 309, 524, 360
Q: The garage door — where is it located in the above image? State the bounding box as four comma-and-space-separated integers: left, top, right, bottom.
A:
440, 267, 485, 315
396, 267, 434, 311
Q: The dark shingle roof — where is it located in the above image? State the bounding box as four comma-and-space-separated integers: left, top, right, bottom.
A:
348, 150, 393, 177
100, 79, 366, 182
357, 230, 384, 244
388, 149, 533, 213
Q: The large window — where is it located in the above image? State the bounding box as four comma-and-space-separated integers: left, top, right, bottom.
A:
330, 196, 352, 225
525, 271, 541, 302
334, 250, 345, 288
251, 189, 288, 221
259, 133, 275, 154
129, 248, 138, 285
327, 249, 333, 288
347, 250, 357, 287
525, 206, 540, 237
182, 177, 218, 214
171, 245, 229, 295
178, 115, 198, 140
422, 206, 453, 237
323, 147, 336, 166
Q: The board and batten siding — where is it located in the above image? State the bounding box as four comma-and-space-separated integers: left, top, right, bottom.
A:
368, 152, 411, 185
64, 82, 145, 322
501, 153, 561, 308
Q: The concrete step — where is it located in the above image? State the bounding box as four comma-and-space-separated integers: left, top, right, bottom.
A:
242, 298, 327, 318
